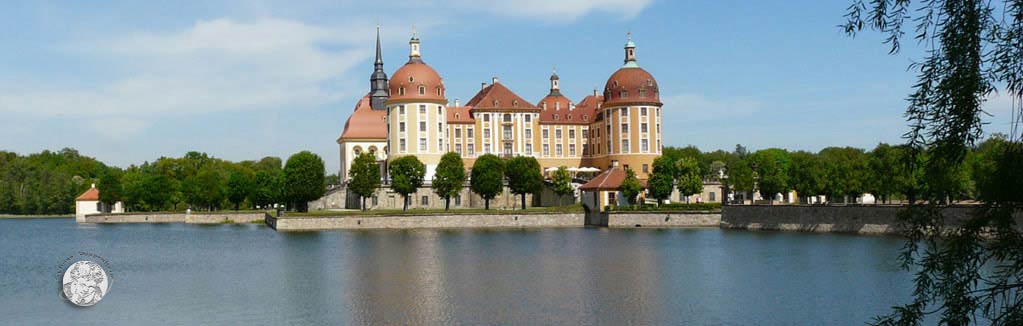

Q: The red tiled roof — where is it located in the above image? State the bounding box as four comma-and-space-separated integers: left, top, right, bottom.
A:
387, 62, 446, 103
466, 82, 539, 112
75, 187, 99, 201
446, 106, 475, 124
338, 95, 387, 142
603, 67, 662, 107
580, 167, 626, 191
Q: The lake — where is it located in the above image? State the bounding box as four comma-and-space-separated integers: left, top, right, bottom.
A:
1, 218, 915, 325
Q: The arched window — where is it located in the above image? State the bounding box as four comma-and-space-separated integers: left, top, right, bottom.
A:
437, 87, 442, 96
419, 86, 425, 95
513, 100, 519, 107
353, 146, 363, 156
368, 146, 378, 154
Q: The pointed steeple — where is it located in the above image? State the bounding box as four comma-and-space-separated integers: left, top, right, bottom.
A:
548, 68, 561, 96
623, 32, 639, 68
369, 25, 389, 110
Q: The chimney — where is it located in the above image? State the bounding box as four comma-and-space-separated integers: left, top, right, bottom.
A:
454, 98, 460, 107
481, 82, 487, 90
593, 88, 598, 97
492, 76, 499, 84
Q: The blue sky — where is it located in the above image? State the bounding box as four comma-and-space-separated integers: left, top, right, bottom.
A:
1, 0, 1017, 172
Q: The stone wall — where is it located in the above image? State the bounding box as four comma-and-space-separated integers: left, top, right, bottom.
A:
268, 213, 583, 231
609, 211, 721, 228
82, 212, 265, 224
721, 205, 1023, 235
311, 185, 535, 211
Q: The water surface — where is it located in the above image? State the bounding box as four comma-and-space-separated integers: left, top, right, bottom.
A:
0, 218, 913, 325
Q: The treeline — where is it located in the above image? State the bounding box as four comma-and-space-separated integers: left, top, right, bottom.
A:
657, 134, 1019, 204
0, 149, 329, 215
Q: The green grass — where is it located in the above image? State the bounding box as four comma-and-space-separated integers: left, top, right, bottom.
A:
281, 204, 584, 218
609, 202, 722, 212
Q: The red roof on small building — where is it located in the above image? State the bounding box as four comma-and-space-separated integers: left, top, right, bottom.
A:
580, 167, 626, 191
75, 186, 99, 201
466, 82, 539, 112
446, 106, 475, 124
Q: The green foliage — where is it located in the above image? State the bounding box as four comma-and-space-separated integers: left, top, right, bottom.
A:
550, 166, 573, 206
505, 156, 543, 210
724, 156, 754, 196
646, 157, 675, 205
818, 147, 869, 201
97, 168, 123, 206
750, 148, 790, 203
226, 168, 252, 210
283, 151, 326, 212
620, 168, 642, 205
609, 202, 721, 212
470, 154, 504, 210
788, 151, 826, 201
676, 156, 703, 203
388, 155, 425, 211
432, 152, 465, 210
349, 153, 382, 210
184, 166, 226, 211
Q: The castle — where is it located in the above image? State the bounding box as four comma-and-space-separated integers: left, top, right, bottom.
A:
336, 28, 663, 195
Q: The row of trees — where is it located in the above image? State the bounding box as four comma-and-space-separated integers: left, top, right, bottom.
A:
0, 148, 328, 215
348, 152, 576, 211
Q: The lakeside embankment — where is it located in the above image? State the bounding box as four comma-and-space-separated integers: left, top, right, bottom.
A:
82, 211, 265, 224
0, 214, 72, 219
721, 205, 1023, 235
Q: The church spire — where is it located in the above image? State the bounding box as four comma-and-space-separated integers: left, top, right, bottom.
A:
369, 25, 389, 110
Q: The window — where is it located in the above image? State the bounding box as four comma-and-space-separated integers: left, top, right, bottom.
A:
555, 129, 562, 139
643, 164, 649, 173
503, 143, 512, 155
454, 196, 461, 206
484, 144, 492, 153
525, 143, 532, 155
468, 144, 475, 156
606, 125, 611, 136
455, 128, 461, 138
484, 128, 491, 138
569, 129, 575, 139
641, 107, 648, 116
399, 122, 406, 132
622, 140, 630, 152
467, 128, 474, 138
525, 129, 532, 138
657, 124, 661, 133
399, 87, 406, 96
400, 139, 407, 153
606, 140, 612, 153
620, 90, 628, 98
542, 129, 549, 139
438, 138, 444, 152
421, 195, 429, 205
419, 121, 426, 132
642, 139, 649, 152
437, 87, 442, 96
438, 123, 442, 132
525, 115, 531, 123
569, 144, 576, 156
353, 147, 362, 156
483, 114, 490, 122
420, 138, 427, 152
503, 114, 512, 122
621, 107, 629, 117
456, 144, 462, 154
419, 105, 427, 115
641, 123, 648, 133
409, 76, 415, 82
621, 124, 629, 133
583, 115, 589, 121
438, 106, 443, 115
582, 129, 589, 138
709, 192, 716, 202
503, 126, 512, 139
556, 144, 563, 156
399, 105, 406, 115
554, 114, 559, 121
542, 144, 550, 156
419, 86, 425, 95
582, 144, 589, 156
567, 114, 572, 120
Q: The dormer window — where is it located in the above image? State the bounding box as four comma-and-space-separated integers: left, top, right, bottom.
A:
409, 76, 414, 83
583, 115, 589, 121
639, 89, 646, 98
513, 100, 519, 107
455, 113, 460, 119
554, 114, 559, 121
493, 100, 499, 106
398, 87, 406, 96
419, 86, 425, 95
647, 79, 653, 87
613, 81, 619, 87
437, 87, 442, 96
620, 90, 628, 98
567, 114, 572, 120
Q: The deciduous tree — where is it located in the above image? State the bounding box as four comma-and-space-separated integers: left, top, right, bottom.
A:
432, 152, 465, 210
283, 151, 325, 212
470, 154, 504, 210
505, 156, 543, 210
388, 155, 425, 211
348, 153, 381, 211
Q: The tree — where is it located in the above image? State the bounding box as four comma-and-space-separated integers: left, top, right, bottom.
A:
250, 170, 278, 209
283, 151, 325, 212
818, 147, 869, 203
676, 157, 703, 204
550, 166, 573, 206
470, 154, 504, 210
388, 155, 425, 211
348, 153, 381, 211
750, 149, 790, 204
432, 152, 465, 210
724, 156, 754, 204
620, 168, 642, 206
845, 1, 1023, 324
184, 166, 225, 211
647, 157, 675, 206
505, 156, 543, 210
788, 151, 826, 204
97, 168, 123, 210
226, 169, 252, 210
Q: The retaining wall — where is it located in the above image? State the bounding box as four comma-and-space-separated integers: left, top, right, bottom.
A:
609, 211, 721, 228
721, 205, 1022, 235
82, 212, 265, 224
268, 213, 584, 231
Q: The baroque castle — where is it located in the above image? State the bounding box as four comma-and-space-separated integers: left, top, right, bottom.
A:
337, 28, 663, 186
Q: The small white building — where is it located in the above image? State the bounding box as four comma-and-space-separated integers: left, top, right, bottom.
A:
74, 184, 123, 222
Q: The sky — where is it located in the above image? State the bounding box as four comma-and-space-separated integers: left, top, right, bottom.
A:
1, 0, 1018, 173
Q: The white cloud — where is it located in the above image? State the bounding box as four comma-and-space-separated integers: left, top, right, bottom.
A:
660, 93, 763, 121
0, 18, 375, 119
447, 0, 652, 21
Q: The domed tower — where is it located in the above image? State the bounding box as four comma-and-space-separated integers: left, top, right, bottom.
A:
595, 33, 662, 179
384, 29, 448, 181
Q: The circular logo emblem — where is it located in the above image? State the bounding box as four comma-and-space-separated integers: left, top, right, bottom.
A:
61, 260, 109, 307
